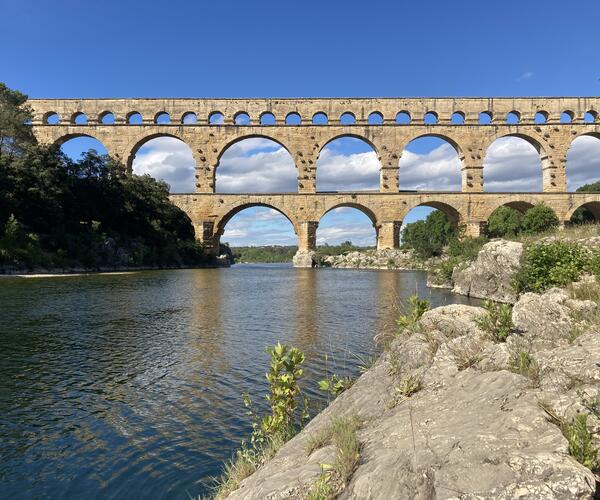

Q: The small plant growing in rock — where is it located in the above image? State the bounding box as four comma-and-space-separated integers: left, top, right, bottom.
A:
448, 340, 484, 370
213, 343, 307, 498
475, 299, 514, 342
396, 375, 422, 398
538, 401, 599, 473
390, 375, 423, 407
397, 295, 430, 332
509, 351, 540, 386
305, 415, 363, 497
318, 374, 354, 399
564, 414, 599, 472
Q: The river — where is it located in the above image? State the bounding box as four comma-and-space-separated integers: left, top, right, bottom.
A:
0, 264, 475, 499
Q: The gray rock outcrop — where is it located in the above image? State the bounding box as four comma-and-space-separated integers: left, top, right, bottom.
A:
452, 240, 524, 303
292, 250, 320, 268
226, 293, 600, 499
321, 249, 425, 270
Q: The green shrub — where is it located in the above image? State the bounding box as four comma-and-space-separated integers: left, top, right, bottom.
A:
521, 204, 560, 234
447, 236, 488, 260
318, 374, 354, 398
397, 295, 430, 331
487, 206, 523, 238
588, 250, 600, 282
214, 343, 307, 498
401, 210, 456, 258
563, 414, 599, 471
475, 299, 513, 342
514, 241, 590, 293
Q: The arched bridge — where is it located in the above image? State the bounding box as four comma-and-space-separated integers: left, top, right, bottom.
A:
28, 97, 600, 265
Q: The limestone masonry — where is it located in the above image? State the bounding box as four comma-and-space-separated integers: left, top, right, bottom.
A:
28, 97, 600, 264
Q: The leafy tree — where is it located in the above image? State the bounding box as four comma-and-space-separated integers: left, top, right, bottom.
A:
401, 210, 456, 258
0, 82, 36, 158
486, 206, 523, 238
521, 204, 559, 234
0, 82, 209, 270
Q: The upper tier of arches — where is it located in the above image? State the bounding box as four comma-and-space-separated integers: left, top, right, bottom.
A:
35, 125, 600, 194
31, 97, 599, 127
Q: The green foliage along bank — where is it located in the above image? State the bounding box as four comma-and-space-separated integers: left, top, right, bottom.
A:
0, 82, 211, 271
229, 241, 368, 264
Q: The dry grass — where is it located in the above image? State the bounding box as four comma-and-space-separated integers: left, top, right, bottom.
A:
567, 277, 600, 342
509, 351, 540, 387
511, 223, 600, 245
305, 415, 363, 498
448, 339, 484, 370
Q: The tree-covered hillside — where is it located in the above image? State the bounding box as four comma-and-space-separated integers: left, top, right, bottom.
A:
0, 83, 210, 271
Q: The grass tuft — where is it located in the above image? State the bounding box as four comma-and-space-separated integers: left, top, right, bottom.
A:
509, 351, 540, 386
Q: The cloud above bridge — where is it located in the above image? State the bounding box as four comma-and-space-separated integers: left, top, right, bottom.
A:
131, 134, 600, 245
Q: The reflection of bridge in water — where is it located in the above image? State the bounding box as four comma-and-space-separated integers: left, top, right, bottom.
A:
29, 97, 600, 266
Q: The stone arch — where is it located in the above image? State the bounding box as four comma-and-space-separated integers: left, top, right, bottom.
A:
451, 111, 465, 124
215, 202, 298, 238
127, 111, 143, 124
285, 112, 301, 125
181, 112, 197, 124
215, 136, 297, 193
566, 132, 600, 192
340, 112, 356, 125
403, 200, 463, 226
259, 112, 276, 125
209, 111, 225, 125
99, 111, 115, 124
319, 202, 379, 226
52, 132, 105, 147
127, 132, 188, 171
71, 112, 88, 125
127, 133, 194, 192
316, 135, 380, 192
483, 132, 548, 192
155, 112, 171, 124
44, 111, 60, 124
481, 198, 540, 221
399, 133, 464, 191
234, 111, 251, 125
58, 134, 109, 161
317, 203, 379, 248
216, 134, 293, 162
566, 200, 600, 223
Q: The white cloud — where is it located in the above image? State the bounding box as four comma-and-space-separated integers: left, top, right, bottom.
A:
216, 139, 297, 193
483, 137, 542, 192
399, 143, 461, 190
221, 207, 296, 246
316, 148, 380, 191
132, 137, 195, 193
517, 71, 534, 81
566, 135, 600, 191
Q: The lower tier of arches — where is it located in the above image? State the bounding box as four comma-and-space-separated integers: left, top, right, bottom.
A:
169, 192, 600, 265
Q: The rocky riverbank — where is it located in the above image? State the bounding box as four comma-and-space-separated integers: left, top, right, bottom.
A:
320, 248, 442, 271
220, 235, 600, 499
225, 282, 600, 498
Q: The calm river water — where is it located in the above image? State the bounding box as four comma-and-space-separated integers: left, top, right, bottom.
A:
0, 264, 475, 499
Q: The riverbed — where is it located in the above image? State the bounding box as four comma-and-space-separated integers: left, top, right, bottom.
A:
0, 264, 475, 499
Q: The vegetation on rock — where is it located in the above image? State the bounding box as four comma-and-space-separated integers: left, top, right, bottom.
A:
213, 343, 308, 499
475, 299, 514, 342
514, 241, 591, 293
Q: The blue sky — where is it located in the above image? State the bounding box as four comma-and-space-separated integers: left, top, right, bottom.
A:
3, 0, 600, 246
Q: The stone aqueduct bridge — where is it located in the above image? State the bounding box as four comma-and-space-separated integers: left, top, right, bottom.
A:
28, 97, 600, 264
